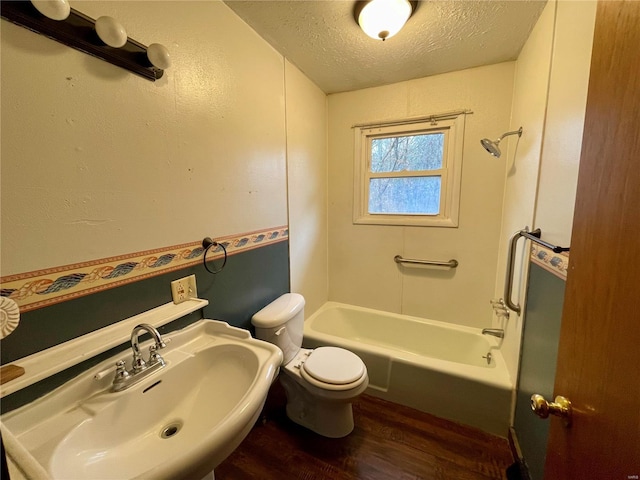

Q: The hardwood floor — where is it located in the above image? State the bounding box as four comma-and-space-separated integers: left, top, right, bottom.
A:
216, 381, 514, 480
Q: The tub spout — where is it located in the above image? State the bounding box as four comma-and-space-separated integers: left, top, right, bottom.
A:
482, 328, 504, 339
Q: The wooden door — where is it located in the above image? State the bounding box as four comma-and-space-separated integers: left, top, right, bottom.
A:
544, 1, 640, 478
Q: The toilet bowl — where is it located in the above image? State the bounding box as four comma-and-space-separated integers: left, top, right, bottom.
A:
252, 294, 369, 438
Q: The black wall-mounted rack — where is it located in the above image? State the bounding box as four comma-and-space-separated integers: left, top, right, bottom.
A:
521, 228, 570, 254
1, 1, 163, 81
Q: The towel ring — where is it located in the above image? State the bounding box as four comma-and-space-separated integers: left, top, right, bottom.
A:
202, 237, 227, 274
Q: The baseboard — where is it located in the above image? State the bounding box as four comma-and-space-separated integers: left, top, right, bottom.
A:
507, 427, 532, 480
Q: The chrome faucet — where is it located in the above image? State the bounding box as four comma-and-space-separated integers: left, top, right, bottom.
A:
112, 323, 167, 392
130, 323, 167, 371
490, 298, 510, 319
482, 328, 505, 339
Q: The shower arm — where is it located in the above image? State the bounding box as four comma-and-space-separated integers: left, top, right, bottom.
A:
497, 127, 523, 143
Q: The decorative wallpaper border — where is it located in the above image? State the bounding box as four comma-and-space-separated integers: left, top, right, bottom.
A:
530, 243, 569, 280
0, 226, 288, 313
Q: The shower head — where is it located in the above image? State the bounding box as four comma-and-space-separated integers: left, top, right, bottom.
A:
481, 138, 502, 157
480, 127, 523, 158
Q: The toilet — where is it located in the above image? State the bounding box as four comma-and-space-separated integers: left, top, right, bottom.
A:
252, 293, 369, 438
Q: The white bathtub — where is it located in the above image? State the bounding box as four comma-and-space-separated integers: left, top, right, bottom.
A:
303, 302, 513, 436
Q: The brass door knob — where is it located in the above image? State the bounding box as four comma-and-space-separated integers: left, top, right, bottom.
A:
531, 394, 572, 426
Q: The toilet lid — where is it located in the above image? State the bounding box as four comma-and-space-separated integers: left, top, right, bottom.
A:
302, 347, 365, 385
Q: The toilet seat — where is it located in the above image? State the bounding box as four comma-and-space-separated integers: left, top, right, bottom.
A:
299, 346, 366, 391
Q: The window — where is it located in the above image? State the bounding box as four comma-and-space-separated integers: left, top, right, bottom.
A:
353, 115, 464, 227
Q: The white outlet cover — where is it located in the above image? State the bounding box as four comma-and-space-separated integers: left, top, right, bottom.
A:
170, 275, 197, 304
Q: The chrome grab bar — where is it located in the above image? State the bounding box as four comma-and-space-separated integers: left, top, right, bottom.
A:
504, 228, 529, 315
504, 227, 570, 316
394, 255, 458, 268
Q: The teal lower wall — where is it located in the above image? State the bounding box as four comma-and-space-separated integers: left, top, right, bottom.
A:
1, 241, 289, 412
514, 262, 565, 480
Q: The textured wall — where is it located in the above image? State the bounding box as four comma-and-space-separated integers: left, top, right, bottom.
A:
0, 2, 298, 379
1, 1, 287, 276
285, 60, 329, 315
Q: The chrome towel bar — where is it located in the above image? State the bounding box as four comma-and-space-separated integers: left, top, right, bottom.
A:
394, 255, 458, 268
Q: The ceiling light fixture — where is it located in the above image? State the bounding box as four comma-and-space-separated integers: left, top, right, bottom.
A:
355, 0, 415, 41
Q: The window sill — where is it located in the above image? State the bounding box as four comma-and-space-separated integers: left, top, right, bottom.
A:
353, 215, 458, 227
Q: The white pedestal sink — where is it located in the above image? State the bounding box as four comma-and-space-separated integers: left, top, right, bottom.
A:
1, 319, 282, 479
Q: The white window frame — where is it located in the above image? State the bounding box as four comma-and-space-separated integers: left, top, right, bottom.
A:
353, 115, 465, 227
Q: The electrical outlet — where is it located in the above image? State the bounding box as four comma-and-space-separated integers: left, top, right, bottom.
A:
170, 274, 197, 304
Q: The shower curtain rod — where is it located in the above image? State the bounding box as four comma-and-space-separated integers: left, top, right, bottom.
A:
351, 109, 473, 129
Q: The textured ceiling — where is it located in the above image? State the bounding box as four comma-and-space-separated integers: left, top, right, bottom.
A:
224, 0, 547, 94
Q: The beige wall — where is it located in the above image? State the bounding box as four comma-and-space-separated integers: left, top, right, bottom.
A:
535, 1, 597, 247
1, 1, 287, 276
285, 60, 329, 315
327, 63, 515, 327
495, 0, 597, 385
493, 0, 555, 384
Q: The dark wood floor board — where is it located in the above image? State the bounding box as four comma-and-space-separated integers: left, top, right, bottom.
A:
355, 395, 512, 476
216, 381, 513, 480
358, 395, 506, 452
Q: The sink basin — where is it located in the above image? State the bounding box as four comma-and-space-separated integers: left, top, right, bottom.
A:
1, 320, 282, 479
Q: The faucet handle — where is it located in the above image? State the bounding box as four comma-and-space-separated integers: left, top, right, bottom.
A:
132, 352, 147, 372
148, 345, 165, 366
113, 360, 130, 382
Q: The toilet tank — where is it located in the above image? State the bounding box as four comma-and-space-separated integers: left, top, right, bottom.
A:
251, 293, 305, 365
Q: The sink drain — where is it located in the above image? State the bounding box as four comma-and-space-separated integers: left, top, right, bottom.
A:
160, 421, 183, 439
